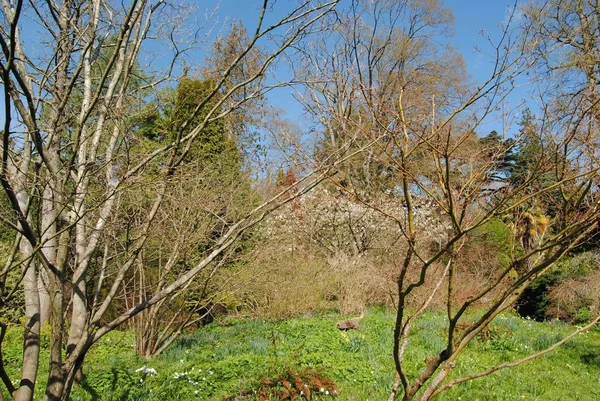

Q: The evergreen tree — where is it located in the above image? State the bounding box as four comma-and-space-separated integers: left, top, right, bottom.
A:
123, 76, 259, 356
480, 109, 556, 197
479, 130, 516, 183
508, 109, 546, 188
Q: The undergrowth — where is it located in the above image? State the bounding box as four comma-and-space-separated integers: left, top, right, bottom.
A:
1, 310, 599, 400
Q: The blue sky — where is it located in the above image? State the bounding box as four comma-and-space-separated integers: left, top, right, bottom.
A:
186, 1, 523, 89
198, 0, 530, 168
211, 0, 520, 77
209, 0, 526, 132
451, 0, 528, 133
1, 0, 525, 137
451, 0, 521, 78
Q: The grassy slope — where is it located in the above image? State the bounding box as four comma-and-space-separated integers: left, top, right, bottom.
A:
3, 310, 600, 400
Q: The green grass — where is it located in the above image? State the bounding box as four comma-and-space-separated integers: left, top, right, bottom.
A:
2, 310, 599, 400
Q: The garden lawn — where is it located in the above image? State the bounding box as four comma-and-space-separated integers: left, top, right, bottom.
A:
2, 310, 599, 400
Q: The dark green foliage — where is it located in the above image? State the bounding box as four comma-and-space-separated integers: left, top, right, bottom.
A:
135, 77, 242, 172
517, 252, 600, 321
131, 75, 254, 228
169, 78, 239, 168
484, 110, 573, 320
130, 104, 165, 141
480, 109, 554, 192
506, 109, 544, 188
116, 76, 260, 351
508, 110, 563, 218
479, 130, 516, 183
516, 269, 564, 321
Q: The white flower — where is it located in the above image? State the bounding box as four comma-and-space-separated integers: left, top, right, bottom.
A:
135, 366, 158, 376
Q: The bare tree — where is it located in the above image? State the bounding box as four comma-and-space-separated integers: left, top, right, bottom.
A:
294, 0, 467, 194
523, 0, 600, 125
0, 1, 339, 400
296, 1, 600, 400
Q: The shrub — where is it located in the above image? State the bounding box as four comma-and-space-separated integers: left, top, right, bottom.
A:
225, 368, 339, 401
518, 251, 600, 322
547, 270, 600, 323
516, 268, 564, 321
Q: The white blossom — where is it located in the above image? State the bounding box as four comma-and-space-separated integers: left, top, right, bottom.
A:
135, 366, 158, 376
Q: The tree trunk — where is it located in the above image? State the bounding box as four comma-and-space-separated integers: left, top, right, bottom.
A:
42, 232, 69, 401
13, 257, 40, 401
13, 178, 39, 401
37, 272, 50, 327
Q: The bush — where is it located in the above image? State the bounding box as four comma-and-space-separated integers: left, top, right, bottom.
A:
516, 268, 564, 321
518, 251, 600, 322
475, 218, 512, 268
547, 270, 600, 323
226, 368, 339, 400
